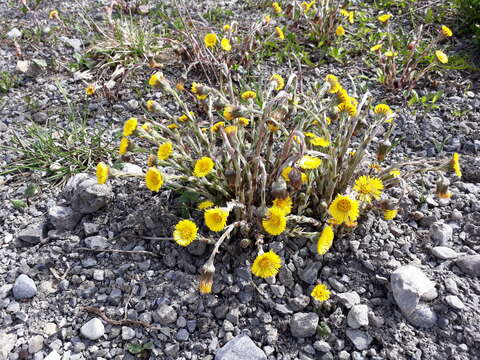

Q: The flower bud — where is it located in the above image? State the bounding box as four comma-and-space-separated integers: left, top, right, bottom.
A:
199, 262, 215, 295
288, 167, 303, 190
377, 139, 391, 162
271, 177, 288, 199
225, 169, 236, 188
436, 177, 451, 199
240, 238, 251, 248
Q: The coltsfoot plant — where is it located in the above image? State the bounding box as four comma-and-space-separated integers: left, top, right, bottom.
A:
95, 71, 461, 295
368, 14, 454, 89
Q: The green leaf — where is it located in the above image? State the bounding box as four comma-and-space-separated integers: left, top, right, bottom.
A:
126, 343, 144, 354
11, 199, 27, 209
25, 184, 39, 198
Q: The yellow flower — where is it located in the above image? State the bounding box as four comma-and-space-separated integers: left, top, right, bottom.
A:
311, 284, 331, 301
225, 125, 238, 135
145, 167, 164, 192
119, 137, 129, 155
335, 25, 345, 36
353, 175, 384, 203
272, 2, 282, 14
389, 169, 400, 177
440, 25, 453, 37
370, 43, 383, 52
275, 26, 285, 40
221, 38, 232, 51
451, 153, 461, 177
191, 82, 207, 100
148, 72, 164, 87
204, 33, 218, 48
157, 142, 173, 161
96, 162, 109, 185
310, 137, 330, 147
328, 194, 360, 225
167, 123, 178, 129
223, 24, 231, 32
262, 207, 287, 235
176, 81, 185, 91
384, 50, 398, 57
281, 167, 308, 184
369, 163, 382, 172
299, 155, 322, 170
325, 74, 340, 94
267, 122, 280, 131
173, 220, 198, 246
238, 117, 250, 126
272, 196, 293, 215
178, 112, 194, 122
435, 50, 448, 64
146, 100, 156, 112
251, 251, 282, 278
301, 1, 316, 12
304, 132, 316, 138
336, 87, 349, 103
198, 200, 215, 210
264, 15, 271, 24
193, 157, 215, 177
374, 104, 393, 117
49, 10, 58, 19
122, 117, 138, 137
270, 74, 285, 91
378, 13, 392, 23
85, 85, 96, 96
241, 91, 257, 100
337, 101, 357, 117
384, 209, 398, 220
317, 225, 334, 255
211, 121, 225, 132
223, 106, 234, 121
204, 208, 229, 232
199, 276, 213, 294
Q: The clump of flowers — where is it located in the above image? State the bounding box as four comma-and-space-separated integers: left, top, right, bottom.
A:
95, 71, 460, 294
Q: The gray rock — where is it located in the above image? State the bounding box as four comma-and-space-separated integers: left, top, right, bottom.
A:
121, 326, 135, 340
429, 222, 453, 245
71, 178, 112, 214
0, 332, 17, 359
153, 304, 177, 325
16, 60, 42, 77
80, 318, 105, 340
290, 312, 319, 338
17, 224, 44, 244
187, 240, 207, 256
7, 28, 22, 39
455, 255, 480, 276
313, 340, 331, 352
431, 246, 458, 260
84, 236, 107, 249
444, 278, 459, 294
337, 292, 361, 309
405, 305, 437, 328
28, 335, 44, 354
215, 333, 267, 360
165, 343, 179, 357
346, 329, 373, 351
93, 270, 104, 281
49, 206, 82, 231
60, 37, 83, 52
127, 99, 139, 110
121, 163, 143, 176
339, 351, 350, 360
390, 265, 437, 316
176, 328, 189, 341
288, 295, 310, 311
445, 295, 464, 310
83, 222, 99, 236
44, 350, 61, 360
32, 112, 48, 124
299, 262, 321, 285
13, 274, 37, 300
347, 305, 369, 329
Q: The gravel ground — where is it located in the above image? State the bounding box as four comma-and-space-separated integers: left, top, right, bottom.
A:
1, 1, 479, 360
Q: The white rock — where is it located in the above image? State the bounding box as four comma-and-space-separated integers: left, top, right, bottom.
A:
44, 350, 61, 360
337, 292, 360, 309
347, 304, 369, 329
7, 28, 22, 39
28, 335, 44, 354
121, 326, 136, 340
80, 318, 104, 340
445, 295, 465, 310
429, 222, 453, 245
431, 246, 458, 260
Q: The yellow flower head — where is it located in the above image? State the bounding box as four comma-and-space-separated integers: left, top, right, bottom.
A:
123, 117, 138, 137
281, 166, 308, 184
157, 142, 173, 161
272, 2, 282, 14
389, 169, 400, 177
198, 200, 215, 210
241, 91, 257, 100
238, 117, 250, 126
223, 107, 234, 121
301, 1, 316, 12
335, 25, 346, 36
211, 121, 225, 133
325, 74, 340, 94
146, 100, 156, 112
119, 137, 129, 155
264, 15, 271, 24
167, 123, 178, 129
148, 72, 164, 87
199, 276, 213, 294
451, 153, 461, 177
370, 43, 383, 52
204, 33, 218, 48
384, 209, 398, 220
275, 26, 285, 40
223, 24, 231, 32
225, 125, 238, 135
221, 38, 232, 51
96, 162, 109, 185
176, 81, 185, 91
311, 284, 331, 301
374, 104, 393, 117
328, 194, 360, 225
145, 167, 164, 192
270, 74, 285, 91
440, 25, 453, 37
173, 219, 198, 246
378, 13, 392, 23
204, 208, 229, 232
353, 175, 384, 203
336, 87, 349, 103
193, 157, 215, 177
299, 155, 322, 170
310, 137, 330, 147
179, 111, 194, 122
317, 225, 334, 255
49, 10, 58, 19
338, 101, 357, 117
435, 50, 448, 64
272, 196, 293, 215
85, 84, 96, 96
251, 250, 282, 278
267, 122, 280, 131
262, 207, 287, 236
384, 50, 398, 57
